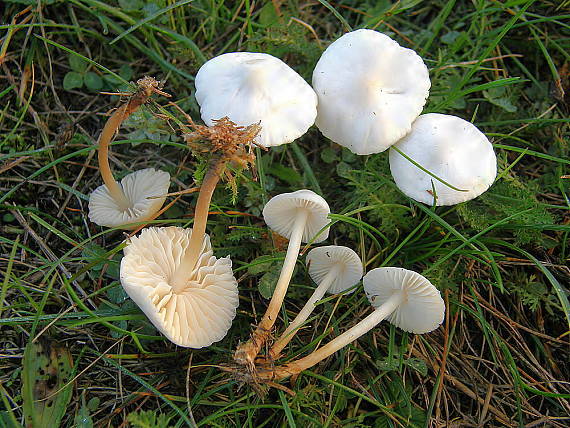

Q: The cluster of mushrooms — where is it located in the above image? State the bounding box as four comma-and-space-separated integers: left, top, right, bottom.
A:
87, 29, 497, 384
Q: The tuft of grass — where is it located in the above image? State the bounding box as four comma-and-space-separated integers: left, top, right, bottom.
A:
1, 0, 569, 426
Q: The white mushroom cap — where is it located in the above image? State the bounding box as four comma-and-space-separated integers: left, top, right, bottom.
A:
120, 226, 239, 348
88, 168, 170, 229
389, 113, 497, 206
306, 246, 363, 294
312, 29, 430, 155
262, 189, 330, 243
195, 52, 318, 148
363, 267, 444, 334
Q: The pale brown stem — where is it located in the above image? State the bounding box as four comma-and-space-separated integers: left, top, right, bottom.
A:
97, 104, 131, 209
170, 159, 225, 291
96, 84, 158, 210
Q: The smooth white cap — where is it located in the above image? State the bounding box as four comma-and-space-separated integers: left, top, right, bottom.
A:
306, 245, 363, 294
262, 189, 330, 243
120, 226, 239, 348
195, 52, 318, 148
312, 29, 430, 155
88, 168, 170, 229
389, 113, 497, 206
363, 267, 445, 334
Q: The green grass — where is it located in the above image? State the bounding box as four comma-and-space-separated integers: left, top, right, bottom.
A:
1, 0, 569, 426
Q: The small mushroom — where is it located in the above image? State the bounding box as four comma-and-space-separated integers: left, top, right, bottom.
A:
120, 226, 239, 348
88, 77, 170, 229
312, 29, 430, 155
389, 113, 497, 206
234, 189, 330, 365
195, 52, 318, 147
88, 168, 170, 229
269, 245, 363, 358
263, 267, 444, 380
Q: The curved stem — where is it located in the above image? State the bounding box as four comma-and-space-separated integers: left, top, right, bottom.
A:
97, 104, 131, 210
269, 265, 340, 359
96, 82, 160, 210
170, 159, 225, 291
234, 209, 308, 366
266, 291, 405, 380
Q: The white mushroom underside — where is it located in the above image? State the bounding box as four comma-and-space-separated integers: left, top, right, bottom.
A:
306, 246, 362, 294
313, 29, 430, 155
364, 267, 445, 334
88, 168, 170, 228
195, 52, 318, 148
120, 227, 239, 348
262, 189, 330, 243
389, 113, 497, 206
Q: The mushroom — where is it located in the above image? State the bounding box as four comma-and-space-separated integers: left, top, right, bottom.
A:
312, 29, 430, 155
389, 113, 497, 206
262, 267, 445, 380
234, 189, 331, 366
120, 226, 239, 348
195, 52, 318, 148
269, 245, 363, 359
88, 168, 170, 229
88, 77, 171, 229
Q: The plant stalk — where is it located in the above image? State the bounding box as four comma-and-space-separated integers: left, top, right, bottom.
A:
234, 209, 309, 366
269, 265, 341, 359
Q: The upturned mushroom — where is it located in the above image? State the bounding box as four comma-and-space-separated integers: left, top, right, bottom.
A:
195, 52, 318, 148
312, 29, 431, 155
389, 113, 497, 205
88, 77, 171, 229
269, 245, 363, 359
234, 189, 331, 366
260, 267, 445, 380
88, 168, 170, 228
120, 226, 239, 348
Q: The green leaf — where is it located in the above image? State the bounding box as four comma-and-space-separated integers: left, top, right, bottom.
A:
63, 72, 83, 90
376, 357, 399, 371
259, 1, 280, 26
267, 164, 303, 186
84, 72, 103, 91
118, 0, 145, 11
22, 339, 73, 428
107, 283, 128, 304
69, 54, 88, 72
247, 255, 277, 276
258, 267, 281, 299
127, 410, 173, 428
74, 393, 94, 428
119, 64, 134, 81
404, 358, 428, 376
320, 147, 338, 164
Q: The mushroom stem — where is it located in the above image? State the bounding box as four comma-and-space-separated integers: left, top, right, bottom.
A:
234, 209, 309, 366
170, 159, 225, 291
97, 104, 131, 210
269, 264, 341, 359
264, 290, 405, 380
96, 77, 166, 211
